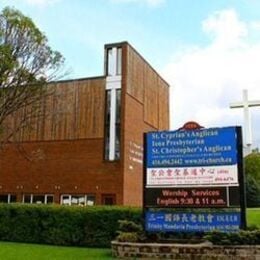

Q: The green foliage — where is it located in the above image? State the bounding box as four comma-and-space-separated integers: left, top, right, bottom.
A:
1, 205, 260, 247
116, 232, 139, 242
0, 204, 142, 248
114, 220, 202, 244
114, 219, 260, 245
0, 6, 65, 143
0, 6, 64, 86
115, 220, 143, 243
245, 153, 260, 182
204, 230, 260, 245
246, 174, 260, 207
245, 153, 260, 207
118, 220, 143, 233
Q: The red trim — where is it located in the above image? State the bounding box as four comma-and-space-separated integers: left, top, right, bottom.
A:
178, 121, 204, 131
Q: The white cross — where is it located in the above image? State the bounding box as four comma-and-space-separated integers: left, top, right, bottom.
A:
230, 89, 260, 154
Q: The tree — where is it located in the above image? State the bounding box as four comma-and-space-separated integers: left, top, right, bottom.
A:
0, 7, 65, 145
245, 153, 260, 183
245, 174, 260, 207
244, 153, 260, 207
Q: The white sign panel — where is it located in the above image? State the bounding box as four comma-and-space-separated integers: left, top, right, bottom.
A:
147, 165, 238, 187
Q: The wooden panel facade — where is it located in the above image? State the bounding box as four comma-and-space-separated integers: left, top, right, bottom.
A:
158, 78, 169, 130
144, 64, 159, 128
126, 44, 169, 130
126, 48, 144, 103
6, 77, 105, 142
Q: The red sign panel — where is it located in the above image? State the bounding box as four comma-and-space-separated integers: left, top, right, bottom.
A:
178, 121, 203, 131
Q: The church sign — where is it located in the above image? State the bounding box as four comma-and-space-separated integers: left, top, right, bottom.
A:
145, 186, 240, 208
143, 125, 246, 232
145, 211, 241, 232
146, 127, 238, 186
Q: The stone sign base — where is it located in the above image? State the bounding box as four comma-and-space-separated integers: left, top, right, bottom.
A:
111, 241, 260, 259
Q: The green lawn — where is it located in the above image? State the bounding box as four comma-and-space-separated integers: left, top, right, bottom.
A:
247, 207, 260, 228
0, 242, 114, 260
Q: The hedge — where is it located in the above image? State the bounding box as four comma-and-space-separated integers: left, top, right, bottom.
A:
1, 204, 260, 247
204, 230, 260, 245
0, 204, 142, 247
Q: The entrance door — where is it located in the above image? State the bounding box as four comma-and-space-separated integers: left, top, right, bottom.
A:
101, 194, 116, 205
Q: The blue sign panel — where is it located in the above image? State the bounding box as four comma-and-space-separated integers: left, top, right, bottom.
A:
145, 211, 241, 232
146, 127, 237, 168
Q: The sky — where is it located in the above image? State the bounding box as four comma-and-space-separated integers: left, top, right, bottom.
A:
1, 0, 260, 150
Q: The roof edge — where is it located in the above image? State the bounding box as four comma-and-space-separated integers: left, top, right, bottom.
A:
105, 41, 170, 87
49, 75, 105, 84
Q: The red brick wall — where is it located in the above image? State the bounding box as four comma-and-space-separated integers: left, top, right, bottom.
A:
122, 93, 156, 206
0, 139, 122, 204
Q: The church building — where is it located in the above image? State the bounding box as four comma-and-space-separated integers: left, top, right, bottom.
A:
0, 42, 169, 206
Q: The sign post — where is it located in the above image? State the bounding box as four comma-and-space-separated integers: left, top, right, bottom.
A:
236, 127, 247, 229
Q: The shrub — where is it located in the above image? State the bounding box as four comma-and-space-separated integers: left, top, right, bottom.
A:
115, 220, 143, 243
114, 220, 260, 245
118, 220, 142, 233
116, 232, 139, 242
204, 230, 260, 245
0, 204, 142, 247
245, 153, 260, 183
245, 153, 260, 207
246, 175, 260, 207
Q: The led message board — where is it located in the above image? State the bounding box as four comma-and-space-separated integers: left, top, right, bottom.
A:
145, 186, 240, 208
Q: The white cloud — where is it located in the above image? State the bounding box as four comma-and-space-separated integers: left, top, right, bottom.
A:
23, 0, 60, 7
111, 0, 165, 7
202, 9, 248, 49
162, 9, 260, 148
250, 21, 260, 30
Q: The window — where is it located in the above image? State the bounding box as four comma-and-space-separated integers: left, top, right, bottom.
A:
104, 89, 121, 160
46, 195, 54, 204
60, 194, 95, 206
107, 48, 114, 76
116, 48, 122, 75
23, 194, 31, 203
0, 195, 9, 203
104, 46, 122, 161
86, 195, 95, 206
32, 195, 45, 204
115, 89, 121, 159
71, 195, 85, 206
10, 195, 16, 203
0, 194, 16, 203
61, 195, 70, 205
104, 90, 111, 160
23, 194, 54, 204
107, 47, 122, 76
